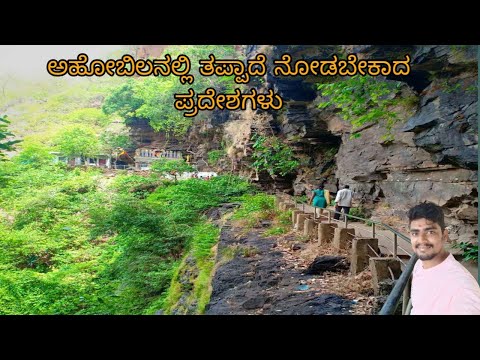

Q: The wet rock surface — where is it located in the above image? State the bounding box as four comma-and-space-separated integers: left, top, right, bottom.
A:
205, 225, 354, 315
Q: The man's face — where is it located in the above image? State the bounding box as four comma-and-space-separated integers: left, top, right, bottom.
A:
409, 218, 447, 261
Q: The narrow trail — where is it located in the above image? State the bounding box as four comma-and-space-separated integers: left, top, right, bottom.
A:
206, 219, 375, 315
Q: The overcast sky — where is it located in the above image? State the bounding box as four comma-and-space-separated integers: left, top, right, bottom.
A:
0, 45, 125, 79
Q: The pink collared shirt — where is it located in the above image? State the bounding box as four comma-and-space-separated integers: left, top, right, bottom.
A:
411, 253, 480, 315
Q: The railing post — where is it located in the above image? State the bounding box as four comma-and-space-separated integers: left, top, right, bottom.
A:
402, 275, 412, 315
328, 211, 331, 223
379, 254, 418, 315
372, 223, 376, 239
393, 233, 398, 258
344, 214, 348, 228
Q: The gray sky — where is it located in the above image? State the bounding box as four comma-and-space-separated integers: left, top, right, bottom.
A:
0, 45, 125, 79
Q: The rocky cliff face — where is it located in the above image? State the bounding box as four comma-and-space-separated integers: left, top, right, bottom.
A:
127, 45, 477, 243
234, 45, 478, 242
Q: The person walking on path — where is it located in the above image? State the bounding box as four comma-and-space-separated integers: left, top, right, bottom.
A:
408, 202, 480, 315
333, 185, 354, 220
309, 184, 329, 217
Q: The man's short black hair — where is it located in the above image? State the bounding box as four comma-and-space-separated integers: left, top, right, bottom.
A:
344, 185, 350, 189
407, 202, 446, 231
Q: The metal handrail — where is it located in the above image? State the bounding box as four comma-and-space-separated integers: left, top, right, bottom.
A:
289, 195, 411, 243
378, 254, 418, 315
279, 193, 416, 315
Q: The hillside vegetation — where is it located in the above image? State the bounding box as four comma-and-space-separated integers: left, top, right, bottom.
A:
0, 155, 253, 313
0, 45, 254, 314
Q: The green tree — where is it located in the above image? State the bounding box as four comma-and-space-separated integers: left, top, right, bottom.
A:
104, 45, 239, 136
0, 115, 21, 160
150, 159, 194, 182
251, 134, 299, 178
63, 108, 110, 127
14, 143, 54, 167
102, 79, 144, 122
316, 75, 401, 141
134, 77, 190, 135
135, 45, 238, 135
100, 128, 133, 159
54, 126, 100, 163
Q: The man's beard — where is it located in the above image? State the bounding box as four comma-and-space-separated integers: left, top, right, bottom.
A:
415, 243, 437, 261
416, 252, 438, 261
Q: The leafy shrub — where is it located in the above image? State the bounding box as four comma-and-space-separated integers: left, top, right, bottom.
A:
148, 175, 253, 217
1, 166, 252, 314
207, 150, 225, 165
14, 191, 74, 230
251, 134, 299, 177
451, 241, 478, 263
150, 159, 194, 182
348, 206, 370, 219
13, 143, 54, 167
232, 193, 275, 220
110, 173, 161, 198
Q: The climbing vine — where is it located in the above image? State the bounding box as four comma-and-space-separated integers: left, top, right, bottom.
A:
251, 134, 299, 177
316, 75, 402, 141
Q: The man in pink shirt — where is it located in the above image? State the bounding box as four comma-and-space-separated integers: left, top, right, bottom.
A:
408, 202, 480, 315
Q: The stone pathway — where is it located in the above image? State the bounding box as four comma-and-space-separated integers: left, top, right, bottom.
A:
205, 222, 374, 315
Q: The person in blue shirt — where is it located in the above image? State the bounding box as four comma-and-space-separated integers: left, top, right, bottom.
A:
309, 184, 329, 217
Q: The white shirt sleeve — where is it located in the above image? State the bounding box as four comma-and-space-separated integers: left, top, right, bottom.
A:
335, 190, 342, 203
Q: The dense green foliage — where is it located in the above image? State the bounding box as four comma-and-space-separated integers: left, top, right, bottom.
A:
0, 115, 21, 159
54, 125, 100, 160
90, 175, 252, 313
150, 158, 194, 182
251, 134, 299, 177
451, 241, 478, 263
0, 148, 252, 314
103, 45, 238, 135
0, 160, 110, 314
232, 193, 275, 220
101, 79, 144, 121
207, 149, 225, 165
62, 108, 111, 127
13, 142, 54, 167
229, 193, 277, 231
316, 75, 402, 141
228, 193, 293, 237
0, 48, 259, 314
0, 49, 257, 314
99, 128, 133, 157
